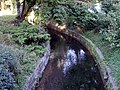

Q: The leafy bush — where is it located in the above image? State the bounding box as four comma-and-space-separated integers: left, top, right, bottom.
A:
52, 5, 67, 24
9, 22, 50, 55
11, 22, 50, 45
0, 44, 21, 74
0, 45, 20, 90
36, 1, 99, 29
98, 2, 120, 47
101, 0, 117, 13
25, 45, 46, 56
68, 4, 98, 30
0, 59, 16, 90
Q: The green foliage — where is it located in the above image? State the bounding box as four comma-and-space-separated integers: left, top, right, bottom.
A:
0, 15, 50, 90
0, 44, 21, 74
36, 1, 98, 29
66, 3, 98, 29
97, 2, 120, 47
0, 45, 19, 90
34, 0, 73, 24
52, 5, 67, 24
25, 45, 46, 56
0, 59, 16, 90
11, 22, 50, 45
101, 0, 117, 13
0, 15, 16, 22
16, 50, 39, 89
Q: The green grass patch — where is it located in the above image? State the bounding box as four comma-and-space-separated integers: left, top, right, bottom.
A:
83, 31, 120, 87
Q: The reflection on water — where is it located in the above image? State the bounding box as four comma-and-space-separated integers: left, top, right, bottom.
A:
37, 34, 105, 90
63, 49, 77, 75
78, 49, 86, 61
63, 49, 86, 76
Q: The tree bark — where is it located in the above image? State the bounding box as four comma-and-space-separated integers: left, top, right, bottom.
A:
23, 0, 36, 17
16, 1, 21, 16
16, 0, 37, 22
20, 0, 26, 20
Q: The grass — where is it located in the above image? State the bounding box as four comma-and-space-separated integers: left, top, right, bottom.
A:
0, 15, 18, 32
83, 30, 120, 88
0, 15, 15, 21
0, 15, 43, 89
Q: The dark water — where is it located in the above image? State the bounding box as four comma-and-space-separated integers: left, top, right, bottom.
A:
37, 34, 105, 90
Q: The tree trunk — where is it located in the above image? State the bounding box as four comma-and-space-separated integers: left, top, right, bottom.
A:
16, 1, 21, 16
16, 0, 37, 22
20, 0, 26, 20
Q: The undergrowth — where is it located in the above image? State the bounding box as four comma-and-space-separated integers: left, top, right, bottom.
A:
0, 15, 50, 89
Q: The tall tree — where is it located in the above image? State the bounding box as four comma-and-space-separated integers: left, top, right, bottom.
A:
17, 0, 37, 21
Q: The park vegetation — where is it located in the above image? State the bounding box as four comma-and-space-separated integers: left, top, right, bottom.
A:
0, 0, 120, 89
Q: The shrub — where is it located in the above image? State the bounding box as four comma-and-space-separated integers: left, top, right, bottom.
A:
0, 58, 16, 90
98, 2, 120, 47
0, 44, 21, 74
24, 45, 46, 56
11, 22, 50, 45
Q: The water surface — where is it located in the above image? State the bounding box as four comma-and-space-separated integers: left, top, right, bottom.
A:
37, 34, 105, 90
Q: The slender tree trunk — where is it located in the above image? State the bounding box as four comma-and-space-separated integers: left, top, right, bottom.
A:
20, 0, 26, 20
16, 0, 37, 22
16, 1, 20, 16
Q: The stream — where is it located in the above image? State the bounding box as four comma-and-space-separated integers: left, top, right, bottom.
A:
36, 33, 105, 90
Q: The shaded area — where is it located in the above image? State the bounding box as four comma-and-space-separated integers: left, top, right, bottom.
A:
36, 33, 105, 90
